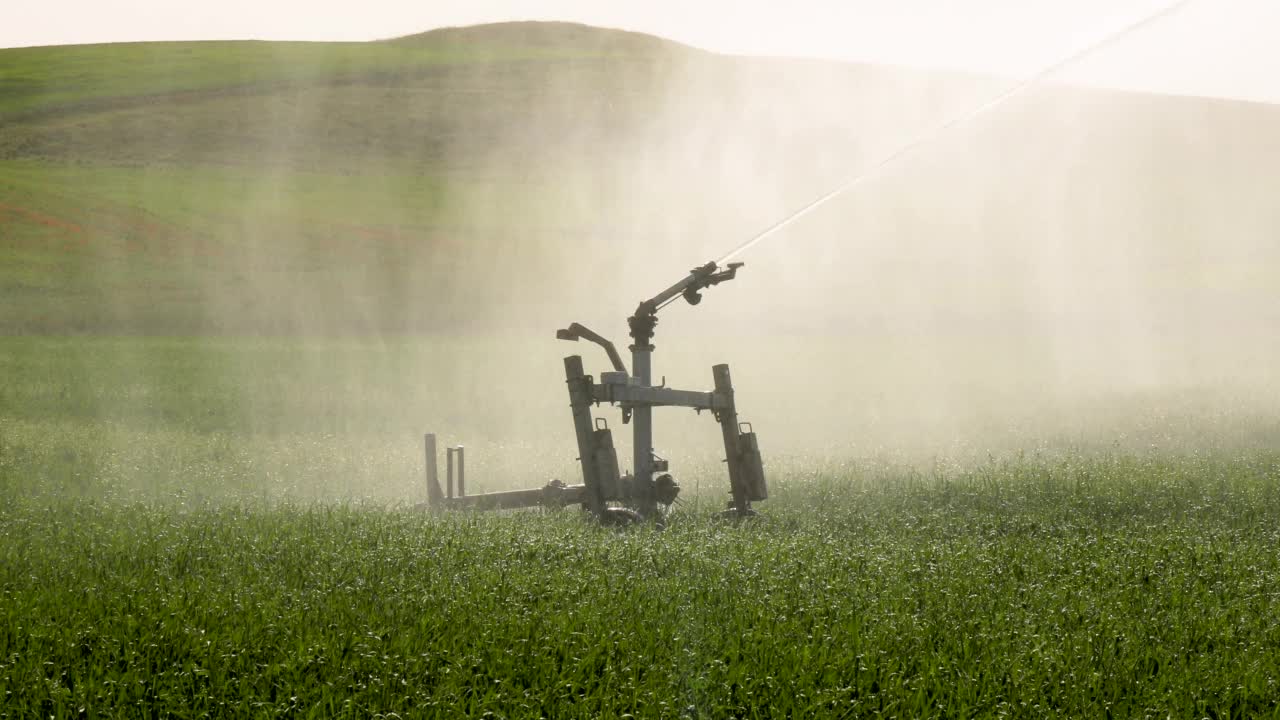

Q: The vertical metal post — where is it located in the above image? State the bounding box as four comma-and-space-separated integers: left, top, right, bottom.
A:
713, 364, 749, 514
424, 433, 442, 505
631, 344, 655, 517
456, 446, 465, 497
565, 355, 604, 514
446, 447, 455, 499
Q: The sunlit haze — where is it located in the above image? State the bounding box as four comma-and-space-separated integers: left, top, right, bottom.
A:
6, 0, 1279, 104
5, 2, 1280, 708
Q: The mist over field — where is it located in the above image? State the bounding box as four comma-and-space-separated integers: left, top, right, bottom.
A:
6, 17, 1280, 717
1, 19, 1277, 487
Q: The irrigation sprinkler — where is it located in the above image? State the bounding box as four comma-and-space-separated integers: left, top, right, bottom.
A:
424, 261, 767, 524
420, 0, 1193, 525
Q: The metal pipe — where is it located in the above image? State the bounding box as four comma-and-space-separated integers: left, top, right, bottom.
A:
457, 446, 465, 497
433, 483, 588, 511
556, 323, 627, 374
446, 447, 455, 499
631, 344, 655, 517
713, 364, 749, 514
424, 433, 442, 505
565, 355, 604, 514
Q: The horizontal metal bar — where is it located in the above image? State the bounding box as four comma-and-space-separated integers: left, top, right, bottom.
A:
432, 484, 587, 511
591, 384, 731, 410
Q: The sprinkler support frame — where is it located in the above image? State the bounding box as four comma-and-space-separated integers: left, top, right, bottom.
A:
425, 261, 765, 522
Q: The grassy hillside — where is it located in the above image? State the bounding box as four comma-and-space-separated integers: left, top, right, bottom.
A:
0, 24, 703, 332
0, 23, 685, 120
1, 21, 1277, 339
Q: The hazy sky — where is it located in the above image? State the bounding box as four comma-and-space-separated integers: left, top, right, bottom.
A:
7, 0, 1278, 104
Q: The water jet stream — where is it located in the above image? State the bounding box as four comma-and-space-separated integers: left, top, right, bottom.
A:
715, 0, 1197, 265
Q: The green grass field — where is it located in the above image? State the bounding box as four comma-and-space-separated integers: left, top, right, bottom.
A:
5, 439, 1280, 716
4, 20, 1280, 719
3, 336, 1280, 717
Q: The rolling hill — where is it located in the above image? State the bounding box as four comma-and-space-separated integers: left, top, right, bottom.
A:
1, 21, 1277, 343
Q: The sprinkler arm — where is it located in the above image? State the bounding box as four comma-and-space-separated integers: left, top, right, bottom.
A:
627, 261, 743, 349
635, 261, 744, 317
555, 322, 627, 374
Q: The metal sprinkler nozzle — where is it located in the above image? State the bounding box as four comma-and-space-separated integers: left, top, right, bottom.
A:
555, 322, 626, 373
